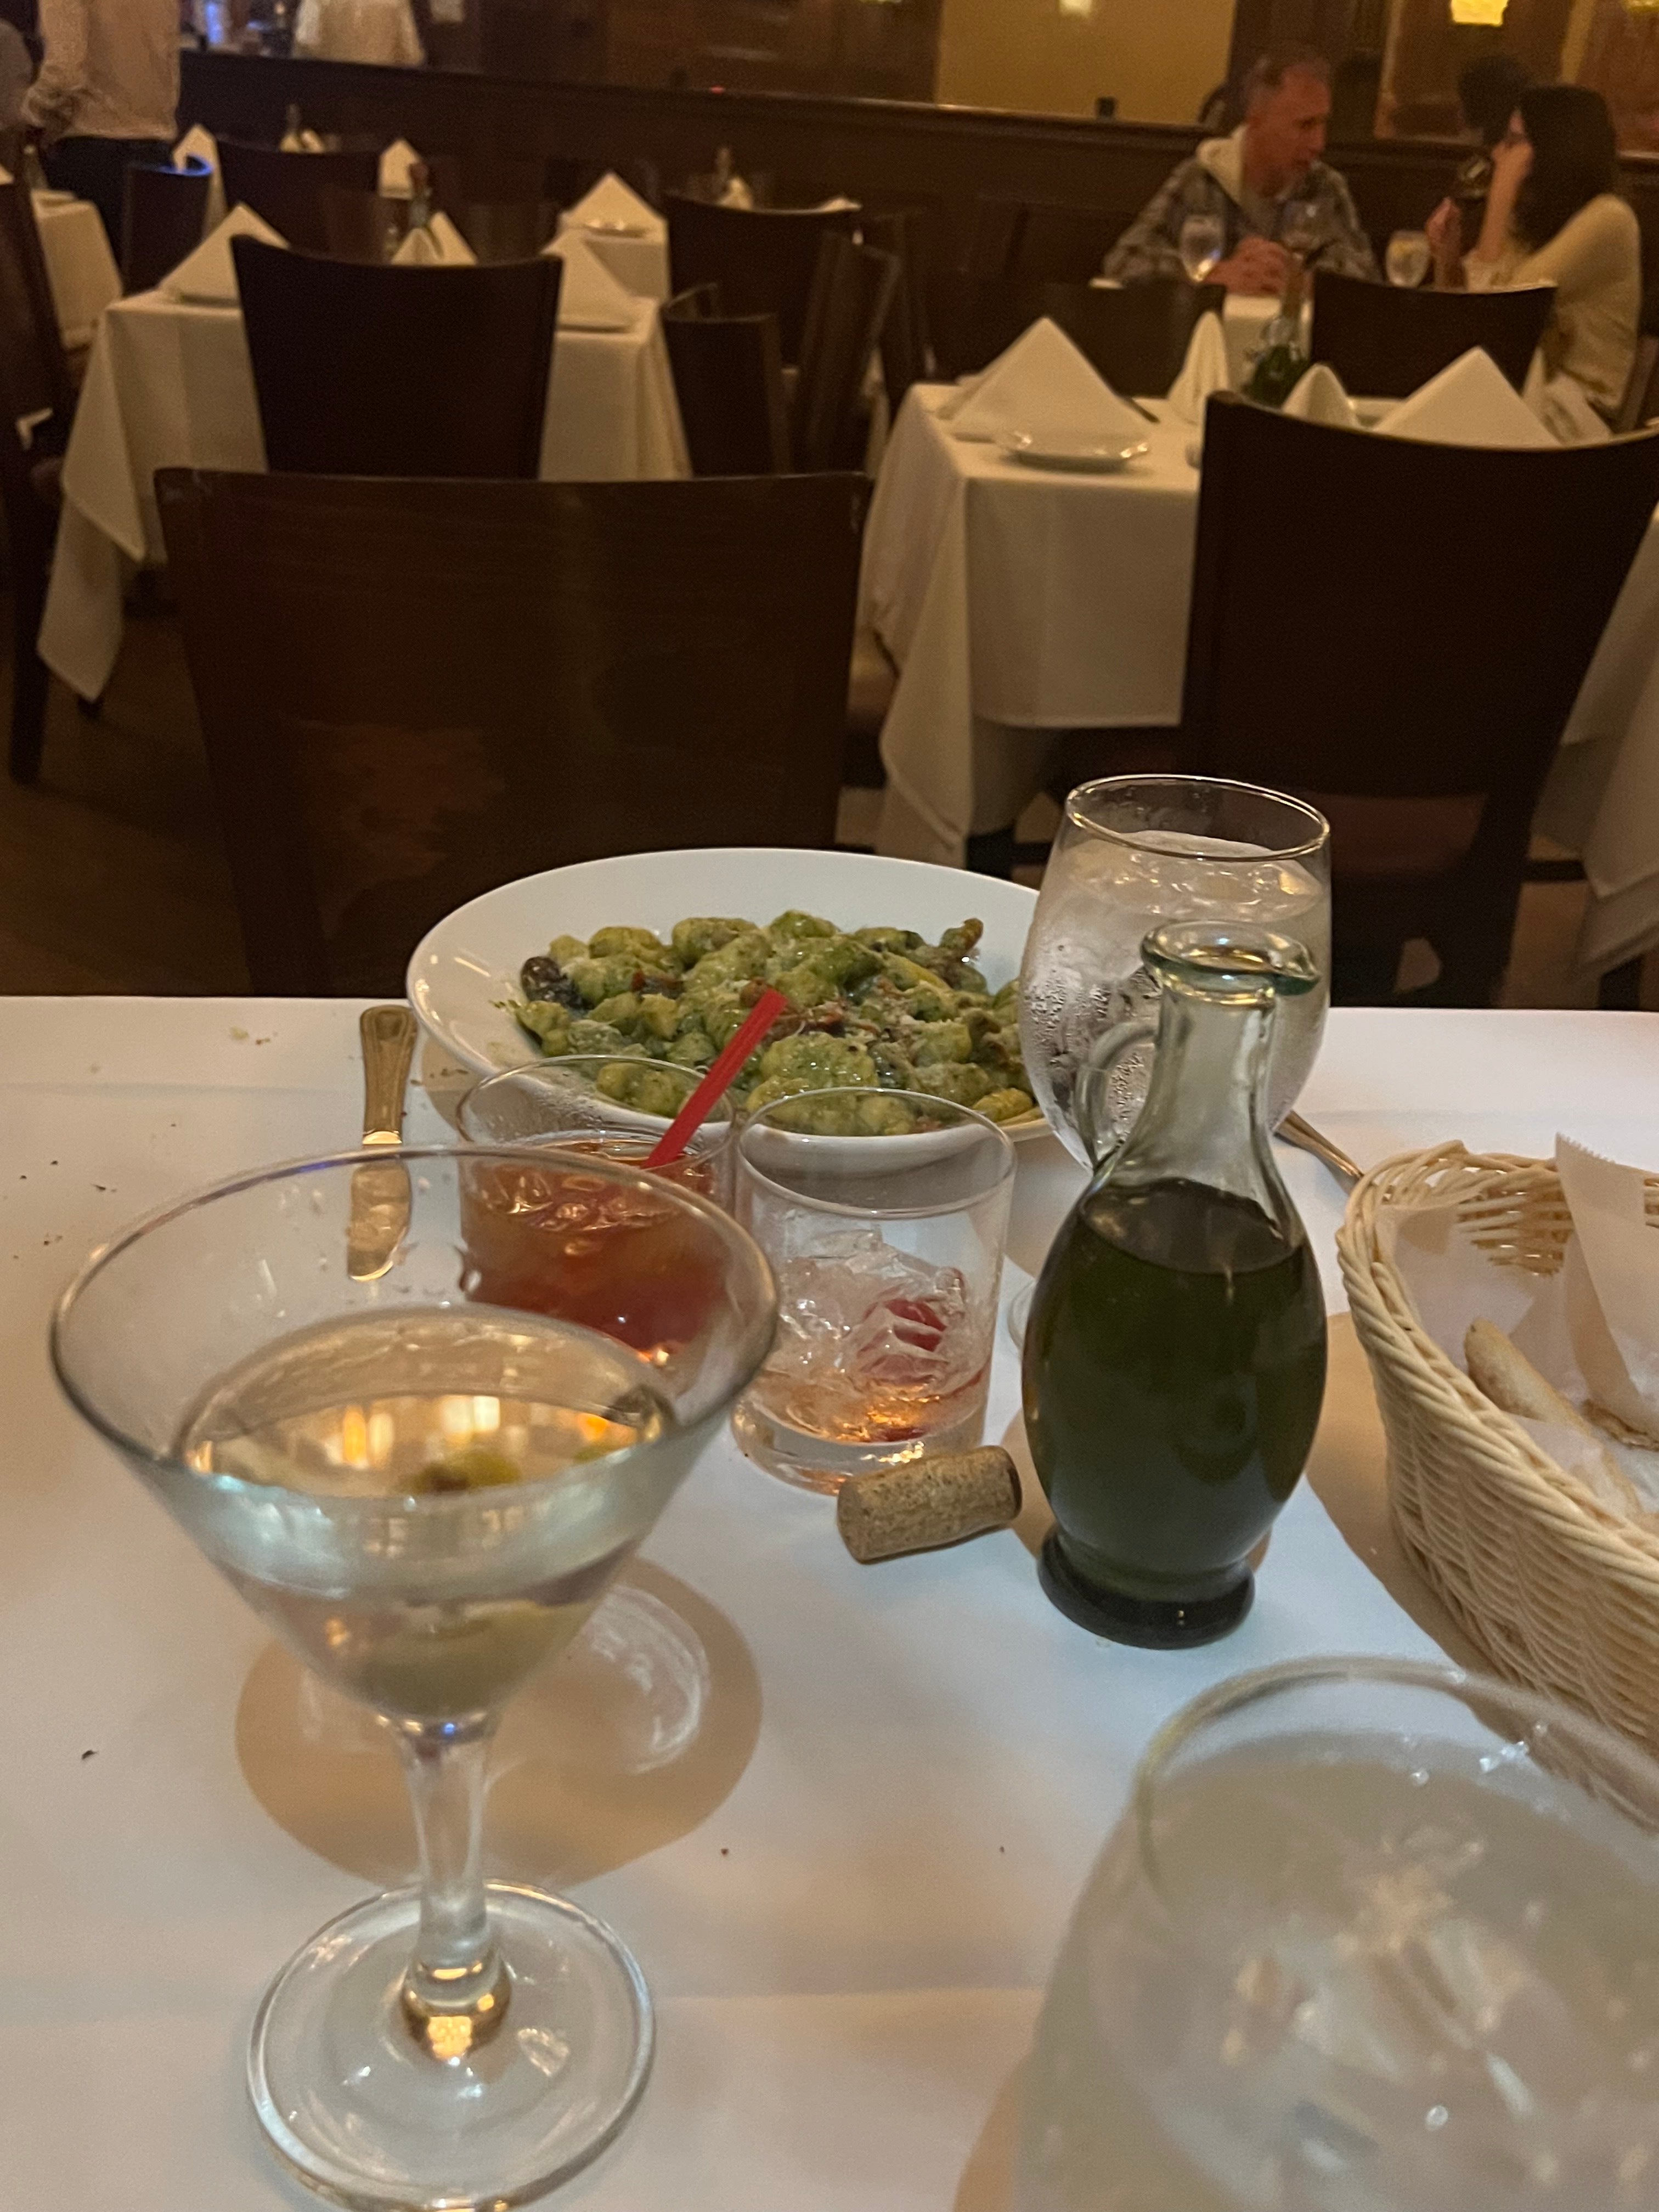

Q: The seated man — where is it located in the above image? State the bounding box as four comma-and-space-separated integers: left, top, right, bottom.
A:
1104, 46, 1376, 295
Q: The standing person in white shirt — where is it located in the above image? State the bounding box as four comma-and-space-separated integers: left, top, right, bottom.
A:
24, 0, 178, 251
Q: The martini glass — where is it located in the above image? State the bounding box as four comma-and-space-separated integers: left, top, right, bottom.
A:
52, 1145, 775, 2211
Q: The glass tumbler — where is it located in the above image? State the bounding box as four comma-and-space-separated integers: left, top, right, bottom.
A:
731, 1090, 1015, 1492
459, 1056, 737, 1206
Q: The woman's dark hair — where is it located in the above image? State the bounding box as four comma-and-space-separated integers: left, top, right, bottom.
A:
1514, 84, 1620, 250
1457, 54, 1531, 150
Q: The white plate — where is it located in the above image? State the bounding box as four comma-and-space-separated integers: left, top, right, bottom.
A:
407, 847, 1045, 1136
998, 431, 1149, 474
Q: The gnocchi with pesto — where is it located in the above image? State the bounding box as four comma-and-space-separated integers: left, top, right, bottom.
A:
509, 912, 1035, 1130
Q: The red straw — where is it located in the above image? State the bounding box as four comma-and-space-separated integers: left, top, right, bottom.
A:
646, 987, 789, 1169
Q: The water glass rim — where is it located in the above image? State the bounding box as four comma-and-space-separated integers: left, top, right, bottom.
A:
737, 1087, 1016, 1221
458, 1057, 736, 1143
1064, 774, 1331, 864
50, 1142, 775, 1515
1130, 1654, 1659, 1936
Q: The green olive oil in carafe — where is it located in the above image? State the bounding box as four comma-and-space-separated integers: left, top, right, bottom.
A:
1023, 924, 1327, 1647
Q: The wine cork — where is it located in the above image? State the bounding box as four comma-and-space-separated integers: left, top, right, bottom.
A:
836, 1447, 1023, 1564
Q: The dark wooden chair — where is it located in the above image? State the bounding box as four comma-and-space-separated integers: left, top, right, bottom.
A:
1039, 279, 1227, 396
1615, 332, 1659, 433
1176, 393, 1659, 1004
446, 199, 560, 263
320, 187, 404, 262
1308, 272, 1556, 396
933, 196, 1136, 376
792, 233, 900, 472
217, 141, 381, 254
121, 156, 213, 295
862, 208, 934, 413
0, 177, 77, 783
664, 195, 858, 364
232, 238, 561, 478
661, 284, 791, 475
155, 470, 872, 994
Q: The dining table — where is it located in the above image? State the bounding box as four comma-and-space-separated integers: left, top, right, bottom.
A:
861, 383, 1659, 985
37, 286, 690, 708
30, 187, 121, 349
5, 988, 1653, 2208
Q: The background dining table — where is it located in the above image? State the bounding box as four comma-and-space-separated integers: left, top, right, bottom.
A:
37, 286, 690, 707
30, 187, 121, 349
860, 386, 1659, 986
5, 990, 1655, 2208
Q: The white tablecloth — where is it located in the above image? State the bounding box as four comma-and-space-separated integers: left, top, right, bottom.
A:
864, 383, 1659, 979
35, 191, 121, 348
557, 216, 671, 304
4, 994, 1655, 2207
38, 290, 689, 704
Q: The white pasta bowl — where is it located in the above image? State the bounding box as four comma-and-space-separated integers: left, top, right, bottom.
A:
408, 847, 1043, 1135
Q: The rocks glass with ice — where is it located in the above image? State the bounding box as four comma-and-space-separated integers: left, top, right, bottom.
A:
732, 1091, 1015, 1491
1020, 776, 1330, 1168
1018, 1657, 1659, 2212
50, 1146, 775, 2211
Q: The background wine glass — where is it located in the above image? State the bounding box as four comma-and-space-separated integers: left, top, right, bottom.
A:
1016, 1658, 1659, 2211
52, 1146, 775, 2212
1178, 212, 1224, 284
1386, 228, 1432, 289
1279, 198, 1321, 261
1018, 775, 1330, 1170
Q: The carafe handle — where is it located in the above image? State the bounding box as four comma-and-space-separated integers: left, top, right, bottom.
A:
1074, 1016, 1156, 1169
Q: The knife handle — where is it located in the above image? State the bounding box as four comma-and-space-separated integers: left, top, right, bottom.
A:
360, 1005, 417, 1143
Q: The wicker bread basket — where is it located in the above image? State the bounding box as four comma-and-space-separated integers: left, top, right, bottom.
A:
1337, 1142, 1659, 1756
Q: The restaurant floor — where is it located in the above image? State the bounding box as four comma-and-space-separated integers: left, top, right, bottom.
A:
0, 602, 1640, 1009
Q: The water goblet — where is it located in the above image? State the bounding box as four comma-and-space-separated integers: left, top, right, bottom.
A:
1018, 1657, 1659, 2211
1386, 228, 1432, 289
1018, 775, 1330, 1170
1179, 212, 1224, 285
52, 1146, 775, 2211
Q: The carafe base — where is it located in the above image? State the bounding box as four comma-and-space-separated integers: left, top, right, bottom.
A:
1038, 1532, 1254, 1648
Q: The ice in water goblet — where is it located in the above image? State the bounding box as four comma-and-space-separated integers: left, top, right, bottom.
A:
52, 1145, 776, 2211
1017, 1657, 1659, 2212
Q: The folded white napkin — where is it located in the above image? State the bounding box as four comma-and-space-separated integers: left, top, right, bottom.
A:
1283, 360, 1361, 428
160, 202, 287, 304
541, 231, 637, 330
379, 137, 420, 199
564, 171, 664, 238
392, 211, 476, 267
280, 126, 325, 154
1532, 373, 1610, 447
943, 317, 1146, 444
172, 123, 226, 227
1374, 346, 1555, 449
1166, 311, 1229, 423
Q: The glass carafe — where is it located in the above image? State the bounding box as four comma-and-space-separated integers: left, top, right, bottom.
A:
1022, 921, 1327, 1648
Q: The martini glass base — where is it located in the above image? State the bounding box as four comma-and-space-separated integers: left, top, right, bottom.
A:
249, 1880, 653, 2211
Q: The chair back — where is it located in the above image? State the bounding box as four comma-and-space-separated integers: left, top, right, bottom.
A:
0, 176, 72, 426
792, 234, 901, 472
665, 195, 857, 363
1308, 272, 1555, 396
217, 142, 381, 253
121, 157, 213, 295
1615, 331, 1659, 433
320, 187, 403, 262
156, 469, 872, 993
1039, 279, 1226, 396
448, 199, 560, 263
1180, 394, 1659, 996
233, 239, 561, 478
862, 208, 933, 410
662, 284, 791, 475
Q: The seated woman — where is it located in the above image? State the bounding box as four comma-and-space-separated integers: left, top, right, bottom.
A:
1426, 84, 1639, 422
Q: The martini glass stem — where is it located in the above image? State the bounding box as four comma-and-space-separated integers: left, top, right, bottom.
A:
396, 1723, 513, 2058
